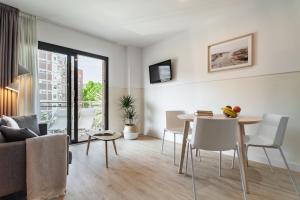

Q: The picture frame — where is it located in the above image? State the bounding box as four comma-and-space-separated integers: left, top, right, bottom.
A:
208, 33, 253, 72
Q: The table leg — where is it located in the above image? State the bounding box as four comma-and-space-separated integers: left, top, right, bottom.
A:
112, 140, 118, 155
86, 135, 91, 155
105, 141, 108, 168
238, 124, 249, 193
178, 121, 190, 174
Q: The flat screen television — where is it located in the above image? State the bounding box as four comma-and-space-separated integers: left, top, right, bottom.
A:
149, 60, 172, 84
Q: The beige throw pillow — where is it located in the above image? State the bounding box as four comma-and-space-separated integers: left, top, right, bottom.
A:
2, 115, 19, 128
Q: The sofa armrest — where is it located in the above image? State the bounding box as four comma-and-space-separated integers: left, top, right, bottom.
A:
38, 123, 48, 136
66, 135, 71, 175
0, 141, 26, 197
38, 134, 72, 171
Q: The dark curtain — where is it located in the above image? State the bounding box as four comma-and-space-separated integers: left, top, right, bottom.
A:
0, 3, 19, 116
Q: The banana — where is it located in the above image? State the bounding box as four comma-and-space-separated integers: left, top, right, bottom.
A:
222, 107, 238, 118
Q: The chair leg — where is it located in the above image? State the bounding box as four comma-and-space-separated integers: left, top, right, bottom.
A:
174, 133, 176, 165
185, 141, 190, 175
232, 149, 236, 169
112, 140, 118, 155
219, 151, 222, 177
199, 149, 201, 162
190, 144, 197, 200
161, 129, 166, 154
105, 141, 108, 168
279, 147, 300, 196
246, 145, 249, 167
196, 149, 201, 161
236, 146, 248, 200
262, 147, 273, 172
86, 135, 91, 155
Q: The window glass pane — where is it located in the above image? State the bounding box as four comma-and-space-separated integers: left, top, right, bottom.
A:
77, 55, 105, 142
37, 50, 67, 130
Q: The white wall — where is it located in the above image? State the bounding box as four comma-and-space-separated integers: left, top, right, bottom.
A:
126, 46, 143, 91
143, 0, 300, 171
126, 46, 144, 132
37, 20, 129, 132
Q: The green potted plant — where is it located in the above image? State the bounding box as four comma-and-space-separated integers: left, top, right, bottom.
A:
120, 95, 139, 139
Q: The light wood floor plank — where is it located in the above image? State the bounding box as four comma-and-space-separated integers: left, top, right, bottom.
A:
65, 136, 300, 200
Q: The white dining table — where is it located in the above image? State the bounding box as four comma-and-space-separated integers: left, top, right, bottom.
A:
177, 114, 262, 193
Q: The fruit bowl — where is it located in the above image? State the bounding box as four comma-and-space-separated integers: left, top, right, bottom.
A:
222, 106, 241, 118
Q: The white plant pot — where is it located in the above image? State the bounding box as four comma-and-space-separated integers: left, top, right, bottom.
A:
123, 124, 139, 140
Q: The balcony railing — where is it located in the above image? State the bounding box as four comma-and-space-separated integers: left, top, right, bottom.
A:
39, 100, 103, 131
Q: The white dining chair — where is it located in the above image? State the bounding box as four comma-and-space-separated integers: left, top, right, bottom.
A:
232, 114, 299, 195
186, 117, 247, 200
48, 108, 68, 133
78, 108, 96, 130
161, 111, 188, 165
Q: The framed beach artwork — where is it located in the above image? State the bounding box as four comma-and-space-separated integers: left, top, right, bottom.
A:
208, 33, 253, 72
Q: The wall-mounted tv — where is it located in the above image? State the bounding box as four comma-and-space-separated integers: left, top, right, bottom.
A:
149, 60, 172, 84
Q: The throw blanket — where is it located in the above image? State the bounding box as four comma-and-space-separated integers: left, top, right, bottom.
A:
26, 134, 67, 200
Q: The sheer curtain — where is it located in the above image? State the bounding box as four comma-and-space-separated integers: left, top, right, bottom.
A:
0, 3, 19, 116
18, 12, 38, 116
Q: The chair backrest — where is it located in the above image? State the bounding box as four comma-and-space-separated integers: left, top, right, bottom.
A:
190, 117, 238, 151
48, 108, 67, 131
78, 108, 96, 130
165, 111, 185, 130
256, 114, 289, 147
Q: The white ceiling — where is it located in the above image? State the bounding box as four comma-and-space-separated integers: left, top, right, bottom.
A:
1, 0, 242, 47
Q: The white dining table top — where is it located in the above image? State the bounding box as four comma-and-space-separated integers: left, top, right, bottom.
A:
177, 113, 262, 125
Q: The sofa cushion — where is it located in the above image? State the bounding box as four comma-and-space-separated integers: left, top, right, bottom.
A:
1, 115, 19, 128
0, 126, 38, 142
0, 119, 6, 143
12, 115, 41, 136
0, 141, 26, 197
0, 118, 7, 126
0, 132, 6, 143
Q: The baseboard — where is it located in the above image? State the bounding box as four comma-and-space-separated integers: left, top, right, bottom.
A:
148, 132, 300, 173
247, 153, 300, 172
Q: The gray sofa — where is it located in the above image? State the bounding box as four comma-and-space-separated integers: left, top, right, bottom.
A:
0, 116, 72, 199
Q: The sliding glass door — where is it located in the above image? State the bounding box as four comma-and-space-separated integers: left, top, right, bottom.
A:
38, 50, 68, 135
76, 55, 106, 142
37, 42, 108, 143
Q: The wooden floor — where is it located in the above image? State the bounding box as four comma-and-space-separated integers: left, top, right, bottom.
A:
66, 135, 300, 200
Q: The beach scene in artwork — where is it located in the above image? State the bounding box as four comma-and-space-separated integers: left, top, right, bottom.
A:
210, 36, 250, 69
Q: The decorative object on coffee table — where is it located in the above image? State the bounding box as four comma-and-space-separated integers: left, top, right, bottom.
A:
120, 95, 139, 140
86, 130, 122, 168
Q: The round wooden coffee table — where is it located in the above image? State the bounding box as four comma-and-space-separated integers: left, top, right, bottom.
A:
86, 130, 122, 168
